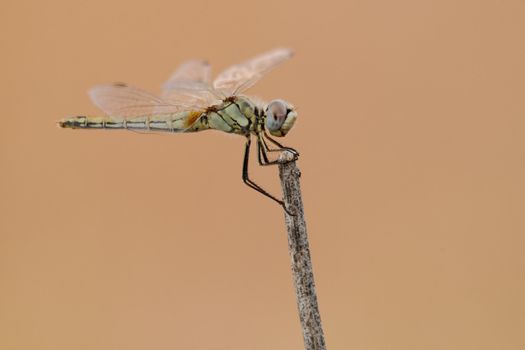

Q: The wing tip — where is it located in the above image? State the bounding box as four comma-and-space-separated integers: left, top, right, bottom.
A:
275, 47, 295, 58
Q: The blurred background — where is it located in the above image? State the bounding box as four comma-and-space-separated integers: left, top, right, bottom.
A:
1, 0, 524, 349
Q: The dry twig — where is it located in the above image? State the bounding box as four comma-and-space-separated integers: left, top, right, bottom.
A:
278, 152, 326, 350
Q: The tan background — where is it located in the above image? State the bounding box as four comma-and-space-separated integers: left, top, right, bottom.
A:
1, 0, 524, 349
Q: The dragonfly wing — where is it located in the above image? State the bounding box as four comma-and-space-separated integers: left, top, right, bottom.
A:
163, 59, 211, 88
88, 83, 206, 134
161, 86, 221, 110
213, 48, 294, 96
89, 83, 194, 118
162, 59, 223, 108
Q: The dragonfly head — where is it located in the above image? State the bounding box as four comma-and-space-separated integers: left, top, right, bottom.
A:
264, 99, 297, 137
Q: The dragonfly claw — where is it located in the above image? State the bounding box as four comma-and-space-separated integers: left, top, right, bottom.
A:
281, 201, 297, 216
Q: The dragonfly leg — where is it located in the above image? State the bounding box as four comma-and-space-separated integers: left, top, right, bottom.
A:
257, 134, 272, 165
263, 131, 299, 157
243, 137, 294, 215
256, 132, 299, 166
257, 134, 281, 166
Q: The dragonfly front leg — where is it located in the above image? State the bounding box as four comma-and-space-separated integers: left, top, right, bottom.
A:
264, 131, 299, 159
257, 134, 273, 165
257, 132, 299, 166
242, 137, 292, 214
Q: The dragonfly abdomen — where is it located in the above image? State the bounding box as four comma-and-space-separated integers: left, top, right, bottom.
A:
59, 115, 151, 130
58, 112, 211, 133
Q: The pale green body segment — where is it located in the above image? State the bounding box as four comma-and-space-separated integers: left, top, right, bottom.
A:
60, 96, 260, 136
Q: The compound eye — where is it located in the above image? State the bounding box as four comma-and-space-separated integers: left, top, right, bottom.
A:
265, 100, 288, 131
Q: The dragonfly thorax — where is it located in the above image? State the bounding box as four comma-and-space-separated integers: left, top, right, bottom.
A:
264, 99, 297, 137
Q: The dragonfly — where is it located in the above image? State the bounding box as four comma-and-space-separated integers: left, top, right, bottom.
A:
59, 48, 299, 213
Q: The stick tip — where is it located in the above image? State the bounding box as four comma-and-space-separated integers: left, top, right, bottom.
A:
278, 150, 297, 163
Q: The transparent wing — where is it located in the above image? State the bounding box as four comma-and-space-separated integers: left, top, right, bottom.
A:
213, 48, 294, 96
89, 83, 196, 118
162, 59, 223, 108
163, 59, 211, 89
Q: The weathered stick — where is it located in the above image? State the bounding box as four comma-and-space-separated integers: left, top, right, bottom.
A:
278, 152, 326, 350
